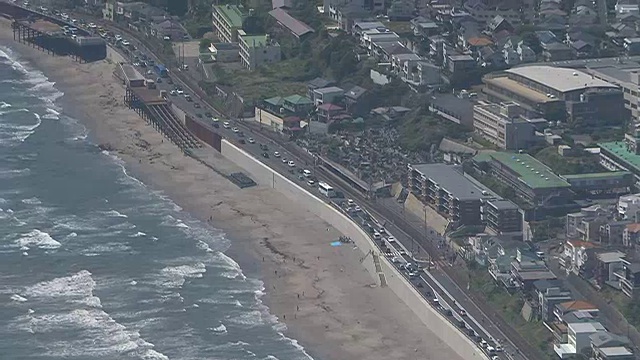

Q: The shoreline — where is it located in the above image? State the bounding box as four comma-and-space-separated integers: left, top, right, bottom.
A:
0, 18, 462, 360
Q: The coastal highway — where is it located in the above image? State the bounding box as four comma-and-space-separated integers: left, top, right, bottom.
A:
36, 11, 537, 359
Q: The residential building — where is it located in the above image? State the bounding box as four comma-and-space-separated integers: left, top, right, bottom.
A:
566, 205, 612, 242
533, 279, 572, 321
444, 53, 476, 75
482, 198, 523, 234
472, 151, 573, 208
407, 163, 495, 225
208, 43, 240, 63
594, 347, 635, 360
561, 172, 633, 197
391, 53, 422, 77
623, 223, 640, 247
307, 78, 335, 99
312, 86, 344, 105
428, 93, 475, 129
510, 248, 556, 290
387, 0, 414, 21
595, 251, 626, 288
238, 32, 281, 70
555, 322, 607, 358
212, 4, 246, 43
282, 94, 314, 115
411, 16, 439, 37
272, 0, 293, 9
483, 66, 625, 126
618, 193, 640, 220
473, 101, 539, 150
463, 0, 525, 24
591, 331, 631, 356
149, 19, 187, 41
554, 300, 599, 321
324, 0, 385, 21
623, 37, 640, 55
561, 240, 599, 276
615, 258, 640, 297
317, 103, 345, 122
344, 85, 368, 114
407, 61, 442, 86
268, 8, 315, 40
255, 94, 312, 133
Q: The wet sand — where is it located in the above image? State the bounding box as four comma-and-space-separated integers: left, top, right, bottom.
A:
0, 18, 461, 360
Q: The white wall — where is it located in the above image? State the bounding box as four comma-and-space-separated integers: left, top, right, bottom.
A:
220, 139, 489, 360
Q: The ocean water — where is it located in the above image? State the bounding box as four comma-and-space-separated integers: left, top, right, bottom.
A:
0, 46, 313, 360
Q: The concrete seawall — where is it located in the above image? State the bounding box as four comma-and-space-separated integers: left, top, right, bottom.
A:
219, 140, 489, 360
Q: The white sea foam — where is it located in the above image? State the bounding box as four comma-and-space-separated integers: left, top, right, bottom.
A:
213, 252, 247, 280
129, 231, 147, 238
16, 229, 61, 250
159, 263, 206, 289
10, 294, 28, 302
20, 197, 41, 205
0, 101, 11, 109
211, 323, 227, 334
0, 168, 30, 179
14, 271, 170, 359
42, 108, 60, 120
0, 107, 28, 116
100, 209, 128, 218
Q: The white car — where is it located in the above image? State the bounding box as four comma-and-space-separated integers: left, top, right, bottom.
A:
387, 236, 397, 243
232, 127, 240, 133
288, 160, 295, 167
88, 23, 97, 29
391, 256, 401, 264
347, 199, 355, 206
398, 249, 407, 256
273, 151, 281, 158
248, 138, 255, 144
354, 205, 361, 212
176, 89, 184, 95
281, 158, 288, 164
121, 40, 130, 47
211, 117, 219, 123
222, 122, 230, 129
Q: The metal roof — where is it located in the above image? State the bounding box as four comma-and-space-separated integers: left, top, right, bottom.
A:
477, 151, 570, 190
505, 66, 619, 93
268, 8, 314, 38
410, 163, 493, 201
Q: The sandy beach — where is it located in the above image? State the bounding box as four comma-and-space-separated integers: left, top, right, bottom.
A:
0, 18, 461, 360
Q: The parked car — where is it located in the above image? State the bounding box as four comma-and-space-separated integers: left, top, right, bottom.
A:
223, 122, 230, 129
232, 127, 240, 133
262, 152, 269, 158
248, 138, 255, 144
273, 151, 281, 158
288, 160, 295, 167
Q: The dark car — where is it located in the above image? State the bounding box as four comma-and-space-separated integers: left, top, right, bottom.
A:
167, 78, 173, 85
239, 139, 246, 144
196, 113, 203, 118
262, 152, 269, 158
204, 112, 212, 118
260, 144, 268, 151
213, 123, 219, 128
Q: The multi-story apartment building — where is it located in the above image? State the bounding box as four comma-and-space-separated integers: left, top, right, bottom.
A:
463, 0, 526, 24
238, 32, 281, 70
616, 258, 640, 297
483, 66, 626, 126
482, 198, 523, 234
473, 101, 538, 150
472, 151, 572, 208
407, 163, 494, 225
212, 4, 246, 43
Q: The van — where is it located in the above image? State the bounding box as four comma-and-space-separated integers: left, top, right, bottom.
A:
303, 169, 311, 178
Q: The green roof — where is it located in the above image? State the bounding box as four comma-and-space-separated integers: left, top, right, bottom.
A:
476, 151, 570, 189
213, 4, 245, 28
599, 141, 640, 173
264, 96, 284, 106
562, 171, 632, 180
240, 34, 268, 48
284, 94, 313, 105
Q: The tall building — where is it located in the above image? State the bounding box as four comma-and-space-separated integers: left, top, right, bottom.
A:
212, 4, 246, 43
473, 101, 538, 150
599, 130, 640, 187
483, 66, 626, 127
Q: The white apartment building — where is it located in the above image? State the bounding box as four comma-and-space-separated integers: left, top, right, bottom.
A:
473, 101, 538, 150
618, 193, 640, 220
555, 322, 606, 359
238, 32, 281, 70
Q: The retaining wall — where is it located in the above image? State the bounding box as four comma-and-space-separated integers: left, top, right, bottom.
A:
219, 140, 489, 360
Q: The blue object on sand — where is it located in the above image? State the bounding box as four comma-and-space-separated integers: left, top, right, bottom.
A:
330, 241, 342, 247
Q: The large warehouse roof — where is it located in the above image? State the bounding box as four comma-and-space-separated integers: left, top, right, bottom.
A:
505, 66, 618, 93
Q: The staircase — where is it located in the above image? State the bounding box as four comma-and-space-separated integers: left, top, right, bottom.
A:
146, 103, 201, 151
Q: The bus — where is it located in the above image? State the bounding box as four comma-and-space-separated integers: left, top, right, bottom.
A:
318, 181, 335, 198
154, 64, 168, 78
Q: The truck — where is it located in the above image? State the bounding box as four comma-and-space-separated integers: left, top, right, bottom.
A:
154, 64, 168, 78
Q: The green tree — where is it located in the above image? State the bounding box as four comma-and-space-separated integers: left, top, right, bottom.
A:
199, 38, 211, 51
